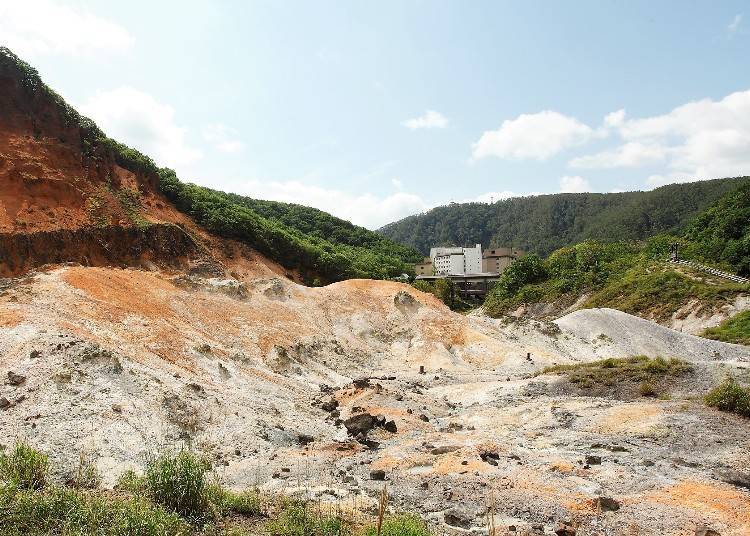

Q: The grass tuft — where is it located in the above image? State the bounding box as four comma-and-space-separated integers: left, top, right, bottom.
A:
702, 310, 750, 346
266, 498, 348, 536
0, 442, 49, 490
542, 355, 692, 392
0, 484, 189, 535
705, 377, 750, 417
363, 514, 430, 536
143, 450, 213, 521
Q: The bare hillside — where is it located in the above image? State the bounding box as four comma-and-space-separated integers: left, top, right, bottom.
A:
1, 265, 749, 535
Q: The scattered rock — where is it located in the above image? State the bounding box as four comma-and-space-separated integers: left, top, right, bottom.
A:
444, 510, 471, 529
344, 413, 378, 437
29, 350, 41, 359
369, 469, 386, 481
480, 451, 500, 466
418, 414, 429, 422
320, 399, 338, 412
695, 527, 721, 536
0, 397, 10, 409
297, 434, 314, 446
595, 497, 620, 512
7, 371, 26, 386
431, 445, 461, 455
554, 522, 576, 536
111, 403, 123, 413
585, 455, 602, 465
383, 420, 397, 433
715, 469, 750, 490
352, 378, 370, 389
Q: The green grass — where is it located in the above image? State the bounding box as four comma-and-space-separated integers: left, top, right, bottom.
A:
266, 499, 349, 536
542, 355, 692, 391
0, 444, 426, 536
362, 514, 430, 536
482, 237, 749, 324
585, 265, 747, 322
0, 442, 49, 490
702, 310, 750, 346
143, 450, 212, 519
0, 484, 189, 536
705, 377, 750, 417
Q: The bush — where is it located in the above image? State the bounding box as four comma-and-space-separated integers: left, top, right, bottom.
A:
705, 377, 750, 417
143, 450, 212, 520
0, 443, 49, 490
363, 514, 430, 536
639, 381, 658, 397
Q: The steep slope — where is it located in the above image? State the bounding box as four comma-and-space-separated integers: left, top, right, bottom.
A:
379, 177, 750, 256
0, 47, 418, 282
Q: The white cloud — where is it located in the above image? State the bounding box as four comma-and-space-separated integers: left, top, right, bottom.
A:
728, 14, 743, 35
569, 141, 666, 169
402, 110, 449, 130
391, 178, 404, 190
559, 175, 591, 193
471, 110, 596, 161
211, 179, 430, 229
604, 109, 626, 128
573, 89, 750, 183
463, 190, 518, 203
0, 0, 134, 58
80, 87, 201, 171
202, 124, 244, 153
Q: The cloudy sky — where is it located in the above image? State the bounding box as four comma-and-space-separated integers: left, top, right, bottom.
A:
1, 1, 749, 228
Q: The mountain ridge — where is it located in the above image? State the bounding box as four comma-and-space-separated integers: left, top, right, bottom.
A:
379, 177, 750, 256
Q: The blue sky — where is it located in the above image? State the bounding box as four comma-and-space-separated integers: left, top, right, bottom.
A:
2, 1, 749, 228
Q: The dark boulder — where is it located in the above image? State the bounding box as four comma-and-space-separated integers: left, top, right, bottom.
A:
344, 413, 378, 436
369, 469, 386, 480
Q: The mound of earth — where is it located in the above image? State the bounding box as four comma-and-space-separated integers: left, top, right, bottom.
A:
1, 265, 749, 535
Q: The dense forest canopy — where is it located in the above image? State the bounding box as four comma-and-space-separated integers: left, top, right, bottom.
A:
480, 182, 750, 320
158, 171, 420, 283
379, 177, 750, 256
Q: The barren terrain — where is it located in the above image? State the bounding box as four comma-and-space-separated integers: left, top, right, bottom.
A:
1, 264, 749, 536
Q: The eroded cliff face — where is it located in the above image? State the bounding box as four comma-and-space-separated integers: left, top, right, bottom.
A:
0, 52, 158, 233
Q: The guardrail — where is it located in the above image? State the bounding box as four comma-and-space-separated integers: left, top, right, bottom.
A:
669, 258, 750, 284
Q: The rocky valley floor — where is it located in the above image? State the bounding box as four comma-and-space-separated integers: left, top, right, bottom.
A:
1, 265, 749, 536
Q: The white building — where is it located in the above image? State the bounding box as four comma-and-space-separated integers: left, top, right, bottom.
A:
429, 244, 482, 275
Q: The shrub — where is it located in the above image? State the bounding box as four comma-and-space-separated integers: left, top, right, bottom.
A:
116, 469, 146, 493
705, 377, 750, 417
266, 498, 348, 536
363, 514, 430, 536
143, 450, 212, 520
639, 381, 657, 397
0, 442, 49, 490
69, 451, 101, 489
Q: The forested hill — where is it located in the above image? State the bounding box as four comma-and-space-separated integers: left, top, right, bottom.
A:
378, 177, 750, 256
0, 46, 419, 284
